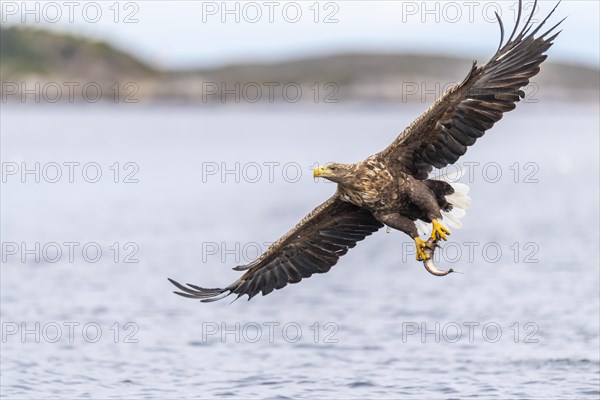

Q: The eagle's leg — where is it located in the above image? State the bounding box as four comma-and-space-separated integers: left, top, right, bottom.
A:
410, 184, 451, 243
414, 237, 428, 261
373, 212, 427, 261
431, 219, 451, 241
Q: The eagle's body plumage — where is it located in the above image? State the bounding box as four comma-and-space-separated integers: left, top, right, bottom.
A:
335, 157, 396, 209
334, 157, 453, 225
169, 0, 564, 302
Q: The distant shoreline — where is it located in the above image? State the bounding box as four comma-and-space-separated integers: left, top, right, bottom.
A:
2, 26, 598, 104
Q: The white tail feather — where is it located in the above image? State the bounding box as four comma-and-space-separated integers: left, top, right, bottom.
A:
445, 183, 471, 209
416, 175, 472, 236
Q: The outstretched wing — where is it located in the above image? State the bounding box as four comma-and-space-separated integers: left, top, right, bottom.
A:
169, 196, 383, 302
378, 0, 564, 179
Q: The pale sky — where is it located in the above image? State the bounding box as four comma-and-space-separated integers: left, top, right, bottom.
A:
2, 0, 598, 68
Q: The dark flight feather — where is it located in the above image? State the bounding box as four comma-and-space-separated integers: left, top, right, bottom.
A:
169, 196, 382, 302
377, 0, 564, 179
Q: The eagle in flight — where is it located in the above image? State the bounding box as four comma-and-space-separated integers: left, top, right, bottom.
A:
170, 0, 563, 302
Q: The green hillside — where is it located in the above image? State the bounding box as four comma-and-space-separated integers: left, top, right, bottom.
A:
0, 26, 156, 81
1, 25, 597, 103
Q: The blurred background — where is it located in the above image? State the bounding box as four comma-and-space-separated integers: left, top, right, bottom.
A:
1, 1, 599, 399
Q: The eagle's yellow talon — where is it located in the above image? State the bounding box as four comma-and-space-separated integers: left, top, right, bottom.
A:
414, 237, 428, 261
431, 219, 451, 241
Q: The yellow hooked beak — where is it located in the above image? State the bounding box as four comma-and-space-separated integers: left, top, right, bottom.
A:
313, 166, 325, 178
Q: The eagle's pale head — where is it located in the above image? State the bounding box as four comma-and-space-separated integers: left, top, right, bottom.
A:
313, 163, 355, 184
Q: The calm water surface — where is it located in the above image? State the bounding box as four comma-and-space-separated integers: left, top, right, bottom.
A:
1, 103, 599, 399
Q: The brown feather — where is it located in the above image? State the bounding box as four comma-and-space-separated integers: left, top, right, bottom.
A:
377, 2, 563, 180
169, 196, 382, 302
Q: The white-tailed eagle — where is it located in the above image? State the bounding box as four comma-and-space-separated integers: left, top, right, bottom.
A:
169, 0, 563, 302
